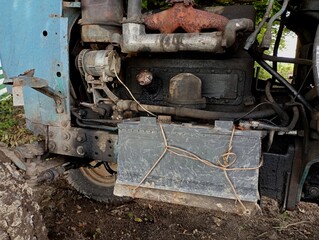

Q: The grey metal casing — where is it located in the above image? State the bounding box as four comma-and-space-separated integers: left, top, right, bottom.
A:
115, 118, 264, 203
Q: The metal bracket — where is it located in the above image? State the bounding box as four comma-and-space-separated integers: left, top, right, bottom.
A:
6, 75, 66, 113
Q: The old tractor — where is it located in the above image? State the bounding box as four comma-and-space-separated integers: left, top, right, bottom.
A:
1, 0, 319, 214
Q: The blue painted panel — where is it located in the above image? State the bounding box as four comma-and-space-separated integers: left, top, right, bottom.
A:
0, 0, 74, 127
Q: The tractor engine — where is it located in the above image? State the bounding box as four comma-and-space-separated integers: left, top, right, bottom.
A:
3, 0, 319, 214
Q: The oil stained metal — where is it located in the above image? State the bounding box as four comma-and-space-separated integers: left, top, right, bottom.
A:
115, 118, 264, 213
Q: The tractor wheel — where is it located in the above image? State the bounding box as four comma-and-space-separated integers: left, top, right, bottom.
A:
67, 161, 126, 204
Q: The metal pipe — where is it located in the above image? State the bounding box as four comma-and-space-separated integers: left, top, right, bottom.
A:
122, 18, 253, 53
253, 54, 313, 111
265, 81, 290, 126
76, 118, 118, 131
245, 0, 274, 50
262, 54, 313, 65
240, 106, 299, 131
122, 23, 225, 53
261, 0, 289, 50
222, 19, 254, 48
130, 102, 276, 120
127, 0, 142, 22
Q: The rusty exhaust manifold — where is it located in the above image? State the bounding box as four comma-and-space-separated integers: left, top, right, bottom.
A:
122, 0, 254, 53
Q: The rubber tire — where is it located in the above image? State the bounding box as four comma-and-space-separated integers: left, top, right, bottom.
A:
67, 168, 127, 204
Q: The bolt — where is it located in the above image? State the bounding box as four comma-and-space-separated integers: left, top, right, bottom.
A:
61, 121, 69, 127
49, 131, 54, 138
63, 145, 70, 152
309, 187, 319, 198
48, 142, 56, 151
63, 133, 70, 140
76, 146, 85, 156
56, 107, 64, 114
76, 136, 83, 142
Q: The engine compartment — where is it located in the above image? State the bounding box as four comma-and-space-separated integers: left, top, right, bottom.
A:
2, 0, 319, 212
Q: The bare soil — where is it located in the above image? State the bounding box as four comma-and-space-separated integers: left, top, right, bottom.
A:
34, 178, 319, 240
1, 147, 319, 240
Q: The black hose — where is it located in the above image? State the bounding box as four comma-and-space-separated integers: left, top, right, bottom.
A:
262, 54, 313, 66
242, 106, 299, 131
76, 118, 118, 131
133, 103, 276, 120
252, 53, 313, 112
265, 81, 290, 126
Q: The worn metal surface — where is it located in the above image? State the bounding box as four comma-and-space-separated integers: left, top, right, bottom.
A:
48, 126, 117, 163
81, 0, 124, 26
144, 3, 229, 33
260, 145, 294, 203
166, 0, 195, 6
136, 70, 153, 86
286, 139, 303, 210
122, 23, 226, 53
115, 184, 260, 215
81, 25, 122, 44
77, 49, 121, 77
0, 0, 79, 128
124, 57, 254, 111
167, 73, 206, 108
115, 118, 264, 205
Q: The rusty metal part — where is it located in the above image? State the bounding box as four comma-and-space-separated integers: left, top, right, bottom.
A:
7, 75, 66, 114
136, 70, 153, 86
81, 161, 117, 187
144, 3, 229, 33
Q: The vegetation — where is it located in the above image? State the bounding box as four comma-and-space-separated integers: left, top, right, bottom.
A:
0, 97, 37, 147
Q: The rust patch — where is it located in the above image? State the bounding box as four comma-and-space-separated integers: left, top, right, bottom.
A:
144, 3, 229, 34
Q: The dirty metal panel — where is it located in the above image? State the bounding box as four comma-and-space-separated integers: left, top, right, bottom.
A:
0, 0, 75, 128
115, 184, 260, 215
115, 118, 264, 205
125, 57, 253, 109
49, 126, 118, 163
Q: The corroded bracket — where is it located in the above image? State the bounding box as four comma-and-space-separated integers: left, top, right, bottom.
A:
6, 75, 66, 114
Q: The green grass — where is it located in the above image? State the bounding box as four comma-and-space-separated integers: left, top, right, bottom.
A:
0, 96, 38, 147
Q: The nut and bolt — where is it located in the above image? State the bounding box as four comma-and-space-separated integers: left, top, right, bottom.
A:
76, 146, 85, 156
63, 145, 70, 152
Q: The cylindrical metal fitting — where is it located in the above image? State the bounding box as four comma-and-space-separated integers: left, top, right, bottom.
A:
127, 0, 142, 21
77, 49, 121, 77
167, 73, 206, 109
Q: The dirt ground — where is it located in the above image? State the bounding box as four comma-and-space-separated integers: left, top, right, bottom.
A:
31, 177, 318, 240
0, 147, 319, 240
